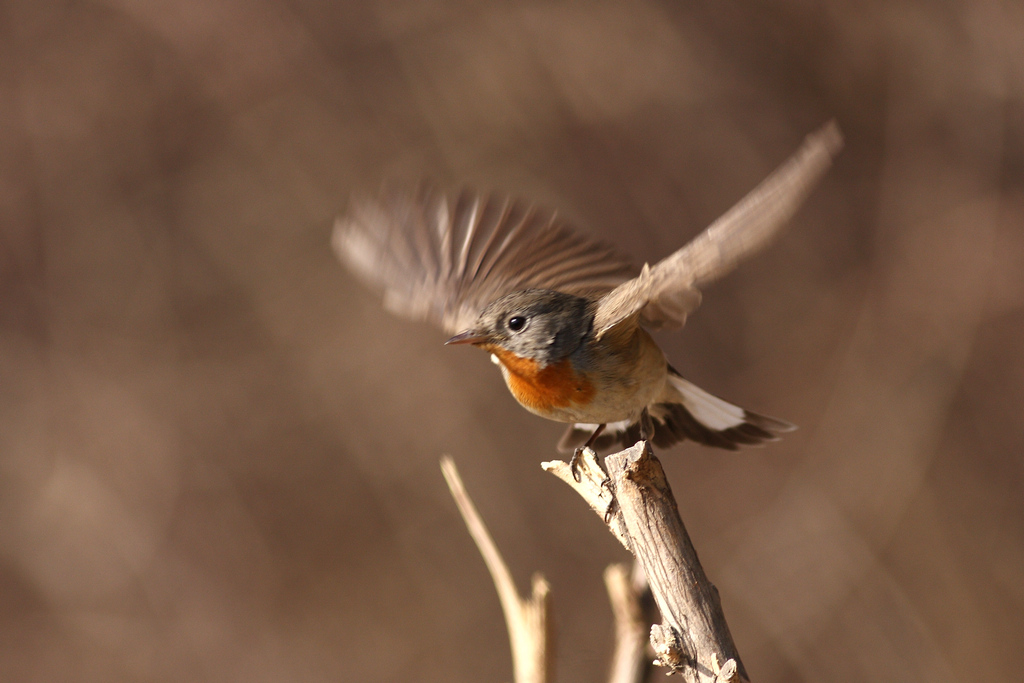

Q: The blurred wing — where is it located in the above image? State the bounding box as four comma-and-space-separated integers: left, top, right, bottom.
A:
333, 184, 637, 335
593, 121, 844, 337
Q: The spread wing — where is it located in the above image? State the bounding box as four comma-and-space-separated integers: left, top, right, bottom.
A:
333, 184, 637, 335
593, 121, 844, 337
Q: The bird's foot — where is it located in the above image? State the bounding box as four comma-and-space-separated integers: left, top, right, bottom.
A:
603, 499, 616, 524
572, 423, 607, 482
570, 447, 585, 482
570, 446, 611, 491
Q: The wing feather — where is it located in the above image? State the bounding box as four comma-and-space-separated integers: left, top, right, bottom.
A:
333, 183, 637, 335
593, 121, 843, 337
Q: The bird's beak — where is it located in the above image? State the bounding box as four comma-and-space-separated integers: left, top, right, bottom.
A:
445, 329, 489, 345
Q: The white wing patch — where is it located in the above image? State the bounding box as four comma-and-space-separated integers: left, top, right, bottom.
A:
666, 374, 747, 431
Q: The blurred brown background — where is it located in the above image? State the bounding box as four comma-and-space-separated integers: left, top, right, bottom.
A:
2, 1, 1022, 681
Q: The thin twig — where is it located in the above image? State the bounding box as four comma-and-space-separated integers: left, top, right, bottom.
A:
605, 562, 652, 683
441, 457, 553, 683
542, 448, 629, 548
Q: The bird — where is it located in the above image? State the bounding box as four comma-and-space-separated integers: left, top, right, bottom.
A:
333, 122, 842, 465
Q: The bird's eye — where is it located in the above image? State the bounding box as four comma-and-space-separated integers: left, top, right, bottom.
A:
507, 316, 527, 332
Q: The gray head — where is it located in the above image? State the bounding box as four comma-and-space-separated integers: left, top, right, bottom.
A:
446, 289, 593, 365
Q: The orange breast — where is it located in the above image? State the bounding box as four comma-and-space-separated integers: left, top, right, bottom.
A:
484, 345, 595, 415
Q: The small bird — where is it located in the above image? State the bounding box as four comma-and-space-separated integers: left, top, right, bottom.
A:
334, 122, 842, 462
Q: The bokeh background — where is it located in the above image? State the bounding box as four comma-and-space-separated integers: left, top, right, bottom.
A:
2, 1, 1022, 681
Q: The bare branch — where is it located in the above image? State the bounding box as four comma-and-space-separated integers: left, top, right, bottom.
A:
541, 449, 629, 548
604, 562, 651, 683
441, 457, 553, 683
546, 442, 747, 683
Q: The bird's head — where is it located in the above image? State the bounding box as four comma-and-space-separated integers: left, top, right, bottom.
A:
445, 289, 592, 366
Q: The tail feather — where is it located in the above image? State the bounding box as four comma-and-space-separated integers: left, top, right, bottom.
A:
557, 369, 794, 454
